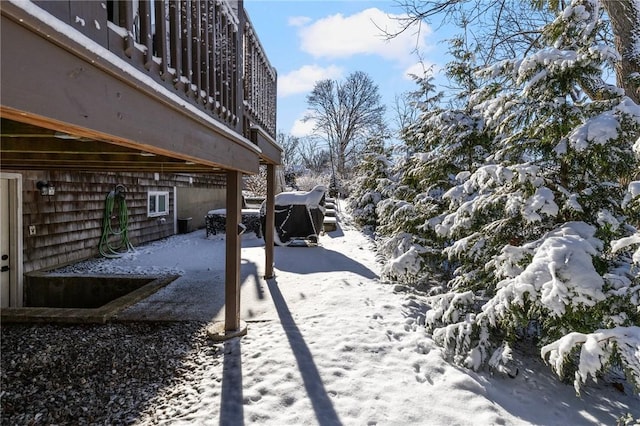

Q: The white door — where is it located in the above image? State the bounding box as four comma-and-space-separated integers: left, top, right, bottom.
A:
1, 178, 10, 307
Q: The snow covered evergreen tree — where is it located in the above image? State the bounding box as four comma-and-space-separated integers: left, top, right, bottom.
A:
421, 0, 639, 392
375, 38, 495, 286
373, 72, 444, 284
347, 136, 392, 231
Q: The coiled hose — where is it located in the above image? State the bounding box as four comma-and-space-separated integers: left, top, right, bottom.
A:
99, 184, 135, 258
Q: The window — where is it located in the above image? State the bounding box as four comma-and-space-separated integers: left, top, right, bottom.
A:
148, 191, 169, 217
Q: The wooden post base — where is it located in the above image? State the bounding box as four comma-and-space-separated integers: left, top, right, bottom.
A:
206, 320, 247, 342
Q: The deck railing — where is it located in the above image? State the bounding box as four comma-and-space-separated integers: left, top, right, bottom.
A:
36, 0, 277, 140
243, 14, 277, 140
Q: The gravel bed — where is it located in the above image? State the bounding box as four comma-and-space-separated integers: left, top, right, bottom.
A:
1, 322, 222, 425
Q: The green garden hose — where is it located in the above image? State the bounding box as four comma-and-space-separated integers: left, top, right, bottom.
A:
99, 184, 135, 258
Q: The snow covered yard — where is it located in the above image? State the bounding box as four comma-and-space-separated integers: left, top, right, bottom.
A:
2, 219, 639, 425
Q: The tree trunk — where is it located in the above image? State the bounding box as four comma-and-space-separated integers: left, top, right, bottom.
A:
601, 0, 640, 104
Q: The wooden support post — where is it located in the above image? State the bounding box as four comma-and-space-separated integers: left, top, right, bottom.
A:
225, 170, 242, 331
264, 164, 276, 278
207, 169, 247, 341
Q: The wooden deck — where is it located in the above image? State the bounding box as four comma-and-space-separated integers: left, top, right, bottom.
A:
0, 0, 281, 334
1, 0, 280, 171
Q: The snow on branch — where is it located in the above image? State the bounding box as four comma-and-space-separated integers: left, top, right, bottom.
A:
381, 245, 423, 282
611, 231, 640, 265
426, 291, 475, 328
622, 181, 640, 210
436, 164, 558, 237
483, 222, 605, 321
541, 326, 640, 394
567, 98, 640, 151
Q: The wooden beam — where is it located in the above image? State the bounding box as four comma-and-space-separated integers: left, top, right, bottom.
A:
264, 164, 275, 278
225, 170, 242, 332
251, 127, 282, 165
0, 161, 222, 173
0, 126, 225, 173
0, 151, 213, 165
0, 138, 136, 154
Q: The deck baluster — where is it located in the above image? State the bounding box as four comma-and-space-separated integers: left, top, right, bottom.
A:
190, 1, 202, 104
140, 0, 155, 71
169, 2, 183, 91
214, 2, 222, 115
123, 0, 135, 57
197, 1, 209, 106
221, 10, 229, 121
155, 0, 170, 81
233, 10, 242, 130
181, 1, 194, 97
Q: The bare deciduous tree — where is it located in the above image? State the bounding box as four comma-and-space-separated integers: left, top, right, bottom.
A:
392, 92, 418, 136
388, 0, 553, 64
393, 65, 444, 138
304, 71, 387, 177
298, 138, 331, 173
276, 131, 300, 167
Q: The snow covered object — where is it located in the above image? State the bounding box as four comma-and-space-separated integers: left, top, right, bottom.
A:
261, 185, 327, 246
412, 0, 640, 391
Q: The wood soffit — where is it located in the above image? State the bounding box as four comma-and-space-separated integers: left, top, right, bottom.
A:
0, 118, 229, 173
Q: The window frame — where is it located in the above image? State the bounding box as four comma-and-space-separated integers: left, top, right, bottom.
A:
148, 190, 169, 217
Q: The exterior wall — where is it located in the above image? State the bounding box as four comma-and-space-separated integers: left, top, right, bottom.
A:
5, 170, 225, 273
176, 186, 226, 230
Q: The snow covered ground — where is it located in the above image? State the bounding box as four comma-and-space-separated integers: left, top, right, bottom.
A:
53, 211, 639, 425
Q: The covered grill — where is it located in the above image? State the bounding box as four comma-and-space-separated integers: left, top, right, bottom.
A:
261, 185, 327, 246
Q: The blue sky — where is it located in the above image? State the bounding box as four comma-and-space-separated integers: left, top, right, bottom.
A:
244, 0, 458, 138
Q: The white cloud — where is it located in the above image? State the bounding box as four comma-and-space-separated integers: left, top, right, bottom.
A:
298, 8, 432, 64
290, 114, 316, 138
278, 64, 343, 97
403, 61, 437, 80
288, 15, 312, 27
